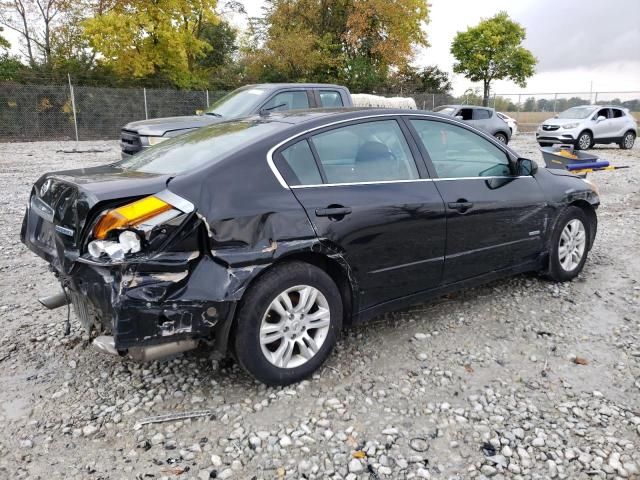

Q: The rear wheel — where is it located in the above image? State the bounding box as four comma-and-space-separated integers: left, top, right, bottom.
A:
619, 131, 635, 149
576, 131, 592, 150
233, 262, 342, 386
494, 132, 508, 144
545, 206, 590, 282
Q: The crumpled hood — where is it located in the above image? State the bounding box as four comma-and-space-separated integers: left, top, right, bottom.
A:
123, 115, 224, 136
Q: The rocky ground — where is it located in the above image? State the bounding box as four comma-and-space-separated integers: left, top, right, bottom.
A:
0, 134, 638, 480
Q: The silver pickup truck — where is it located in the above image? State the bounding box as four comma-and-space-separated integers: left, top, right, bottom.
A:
120, 83, 353, 158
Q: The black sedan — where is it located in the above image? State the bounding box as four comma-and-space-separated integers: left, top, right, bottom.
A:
21, 109, 599, 385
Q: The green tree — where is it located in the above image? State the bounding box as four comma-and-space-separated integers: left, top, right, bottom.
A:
451, 12, 536, 106
245, 0, 429, 92
83, 0, 220, 88
0, 25, 9, 50
387, 65, 451, 94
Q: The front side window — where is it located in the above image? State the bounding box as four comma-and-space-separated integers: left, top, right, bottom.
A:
410, 119, 511, 178
458, 108, 473, 120
262, 91, 310, 112
319, 90, 344, 107
595, 108, 610, 119
310, 120, 419, 184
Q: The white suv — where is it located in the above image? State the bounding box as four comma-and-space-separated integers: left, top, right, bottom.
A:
536, 105, 637, 150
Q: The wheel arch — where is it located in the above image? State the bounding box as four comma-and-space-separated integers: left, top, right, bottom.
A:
218, 251, 356, 356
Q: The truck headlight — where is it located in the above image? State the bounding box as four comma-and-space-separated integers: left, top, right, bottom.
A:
141, 136, 168, 146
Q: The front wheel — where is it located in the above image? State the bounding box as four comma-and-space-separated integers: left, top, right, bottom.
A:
494, 132, 508, 144
545, 206, 590, 282
619, 131, 635, 149
576, 131, 592, 150
233, 262, 342, 386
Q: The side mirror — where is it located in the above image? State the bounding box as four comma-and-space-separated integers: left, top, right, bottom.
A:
596, 115, 606, 122
516, 158, 538, 176
455, 115, 464, 120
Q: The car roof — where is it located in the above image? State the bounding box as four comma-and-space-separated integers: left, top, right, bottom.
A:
240, 83, 348, 91
439, 104, 494, 110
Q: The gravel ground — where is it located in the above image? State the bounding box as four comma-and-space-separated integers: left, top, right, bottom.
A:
0, 134, 639, 480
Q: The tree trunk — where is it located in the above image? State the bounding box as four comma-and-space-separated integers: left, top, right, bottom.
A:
482, 79, 490, 106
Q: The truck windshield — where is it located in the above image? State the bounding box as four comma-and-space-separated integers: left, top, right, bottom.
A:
557, 106, 596, 119
117, 120, 285, 174
204, 87, 270, 118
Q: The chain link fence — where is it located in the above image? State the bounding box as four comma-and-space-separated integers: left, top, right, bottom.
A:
1, 81, 638, 141
0, 83, 228, 141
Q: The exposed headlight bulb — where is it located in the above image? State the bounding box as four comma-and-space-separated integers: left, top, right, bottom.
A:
87, 230, 141, 260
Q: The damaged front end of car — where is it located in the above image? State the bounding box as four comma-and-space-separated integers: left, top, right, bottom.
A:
21, 174, 258, 361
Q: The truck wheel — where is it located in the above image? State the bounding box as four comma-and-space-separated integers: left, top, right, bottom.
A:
545, 206, 590, 282
233, 261, 342, 386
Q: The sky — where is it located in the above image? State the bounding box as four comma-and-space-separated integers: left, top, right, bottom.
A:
4, 0, 639, 98
233, 0, 640, 98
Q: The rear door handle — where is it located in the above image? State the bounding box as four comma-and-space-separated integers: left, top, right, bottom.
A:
315, 206, 352, 218
447, 201, 473, 213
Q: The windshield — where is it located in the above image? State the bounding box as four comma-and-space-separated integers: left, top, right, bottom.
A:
117, 120, 286, 174
204, 86, 270, 118
434, 106, 456, 116
557, 106, 596, 119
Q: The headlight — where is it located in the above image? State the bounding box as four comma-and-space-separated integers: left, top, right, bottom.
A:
88, 191, 194, 260
562, 123, 579, 129
141, 136, 168, 146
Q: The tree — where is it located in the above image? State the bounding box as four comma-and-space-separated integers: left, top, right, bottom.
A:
83, 0, 220, 88
387, 65, 451, 94
0, 25, 9, 50
245, 0, 429, 92
451, 12, 536, 106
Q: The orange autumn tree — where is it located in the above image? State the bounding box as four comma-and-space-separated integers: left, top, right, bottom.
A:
245, 0, 429, 92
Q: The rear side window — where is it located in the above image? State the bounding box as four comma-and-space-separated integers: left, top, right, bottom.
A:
473, 109, 491, 120
410, 119, 510, 178
280, 140, 322, 186
612, 109, 624, 118
310, 120, 419, 184
262, 91, 309, 112
319, 90, 344, 107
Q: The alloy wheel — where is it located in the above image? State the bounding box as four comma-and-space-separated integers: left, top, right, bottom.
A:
558, 219, 586, 272
578, 133, 591, 150
259, 285, 331, 369
624, 133, 635, 149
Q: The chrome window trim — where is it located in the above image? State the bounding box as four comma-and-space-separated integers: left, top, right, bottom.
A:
266, 112, 515, 189
290, 176, 534, 189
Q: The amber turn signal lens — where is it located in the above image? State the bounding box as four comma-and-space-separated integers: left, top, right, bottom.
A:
93, 196, 171, 239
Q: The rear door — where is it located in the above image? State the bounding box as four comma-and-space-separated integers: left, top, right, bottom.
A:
471, 108, 493, 133
273, 117, 446, 309
406, 117, 547, 284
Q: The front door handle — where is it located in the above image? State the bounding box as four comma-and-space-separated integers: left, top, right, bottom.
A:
315, 206, 352, 219
447, 201, 473, 213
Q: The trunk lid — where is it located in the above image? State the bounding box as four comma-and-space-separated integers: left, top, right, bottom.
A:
21, 164, 171, 273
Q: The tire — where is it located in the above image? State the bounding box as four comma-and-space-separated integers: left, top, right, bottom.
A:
494, 132, 508, 144
619, 131, 635, 149
233, 261, 343, 386
545, 206, 591, 282
575, 131, 592, 150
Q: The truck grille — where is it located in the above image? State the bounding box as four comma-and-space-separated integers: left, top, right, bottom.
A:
120, 129, 142, 155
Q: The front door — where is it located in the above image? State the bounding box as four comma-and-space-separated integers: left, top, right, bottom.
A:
273, 118, 446, 309
592, 108, 615, 139
406, 117, 548, 284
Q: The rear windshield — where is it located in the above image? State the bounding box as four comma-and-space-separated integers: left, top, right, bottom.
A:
117, 120, 285, 174
557, 106, 596, 119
